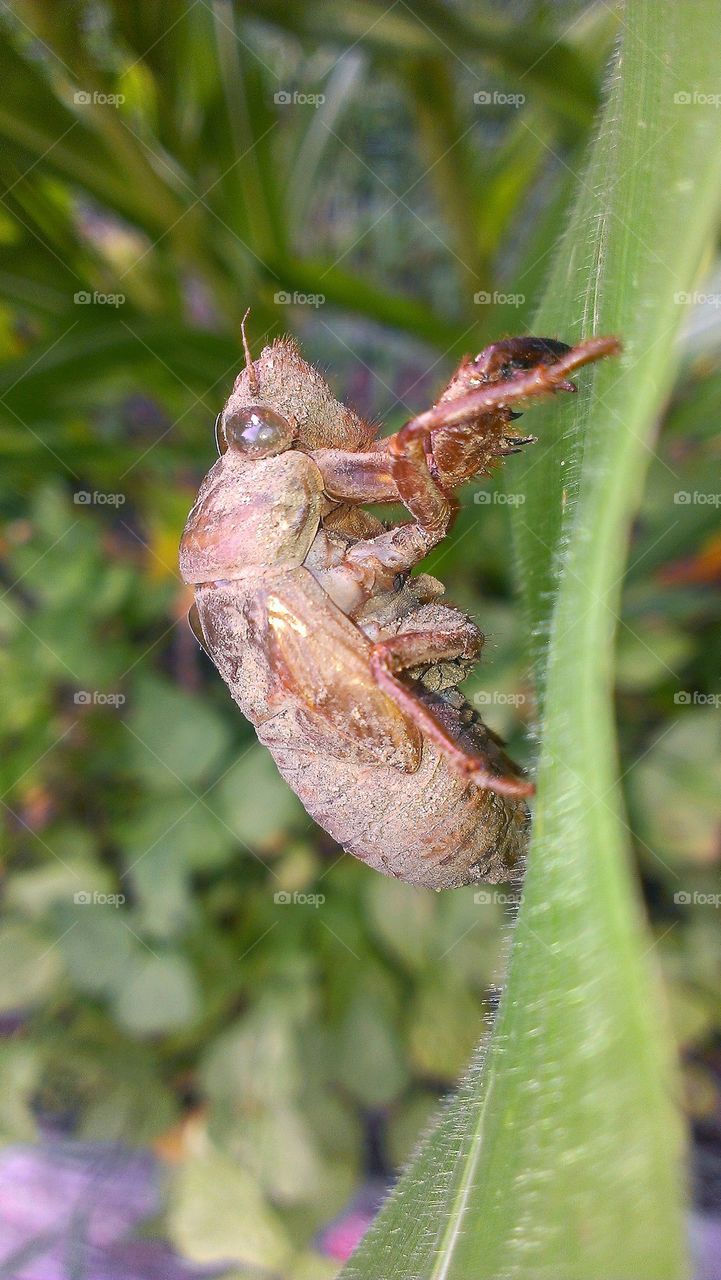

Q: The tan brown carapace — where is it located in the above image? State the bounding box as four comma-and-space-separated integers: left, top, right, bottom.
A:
180, 327, 620, 888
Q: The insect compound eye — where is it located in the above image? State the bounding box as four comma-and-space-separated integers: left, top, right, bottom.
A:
220, 405, 293, 459
214, 412, 227, 456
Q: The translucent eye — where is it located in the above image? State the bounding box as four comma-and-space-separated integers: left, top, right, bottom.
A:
214, 412, 226, 456
220, 405, 293, 458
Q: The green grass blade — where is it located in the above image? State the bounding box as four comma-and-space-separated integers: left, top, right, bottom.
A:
250, 0, 599, 127
342, 3, 721, 1278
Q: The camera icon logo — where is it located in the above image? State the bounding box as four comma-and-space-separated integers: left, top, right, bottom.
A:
74, 291, 92, 305
674, 891, 692, 904
274, 90, 292, 105
74, 690, 92, 704
673, 491, 691, 504
473, 91, 491, 104
74, 90, 92, 105
673, 691, 691, 704
73, 890, 92, 904
274, 291, 291, 304
474, 891, 492, 904
673, 91, 692, 104
74, 491, 91, 504
274, 890, 292, 904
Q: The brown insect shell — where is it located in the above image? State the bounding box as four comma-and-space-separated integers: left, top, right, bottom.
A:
179, 446, 326, 585
180, 334, 382, 585
230, 336, 377, 453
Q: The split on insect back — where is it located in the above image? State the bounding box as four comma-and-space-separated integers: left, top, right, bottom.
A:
180, 321, 620, 889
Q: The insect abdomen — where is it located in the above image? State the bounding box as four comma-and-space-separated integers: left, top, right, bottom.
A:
194, 575, 527, 889
264, 714, 528, 889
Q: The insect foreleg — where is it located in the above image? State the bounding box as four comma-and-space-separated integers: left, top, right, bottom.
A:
394, 335, 621, 445
386, 335, 621, 533
308, 337, 619, 538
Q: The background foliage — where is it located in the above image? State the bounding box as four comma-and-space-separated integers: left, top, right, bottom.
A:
1, 2, 720, 1277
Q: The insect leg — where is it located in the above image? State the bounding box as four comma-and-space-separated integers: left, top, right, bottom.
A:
308, 338, 620, 589
308, 448, 398, 504
310, 441, 453, 546
369, 629, 534, 799
386, 335, 620, 532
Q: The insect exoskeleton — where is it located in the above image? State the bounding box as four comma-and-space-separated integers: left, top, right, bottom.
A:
180, 326, 620, 888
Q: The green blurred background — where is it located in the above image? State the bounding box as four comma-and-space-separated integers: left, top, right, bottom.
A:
0, 1, 720, 1275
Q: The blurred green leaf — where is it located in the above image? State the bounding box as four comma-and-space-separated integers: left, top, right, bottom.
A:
168, 1146, 291, 1270
365, 877, 436, 971
0, 923, 64, 1012
616, 624, 694, 692
203, 1008, 301, 1113
59, 907, 135, 996
113, 952, 200, 1034
406, 979, 481, 1083
211, 745, 304, 848
386, 1090, 437, 1169
0, 1043, 40, 1143
630, 712, 721, 866
251, 0, 601, 127
126, 672, 233, 791
5, 860, 95, 919
336, 990, 408, 1108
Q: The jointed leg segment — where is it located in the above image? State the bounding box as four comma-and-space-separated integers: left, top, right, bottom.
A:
369, 628, 534, 799
386, 335, 621, 536
310, 335, 620, 539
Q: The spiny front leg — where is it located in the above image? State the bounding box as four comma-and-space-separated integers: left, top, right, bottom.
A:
388, 334, 620, 533
306, 336, 620, 578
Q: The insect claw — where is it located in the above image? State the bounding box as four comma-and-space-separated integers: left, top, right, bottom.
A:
502, 434, 536, 447
508, 411, 524, 420
555, 379, 577, 393
499, 432, 537, 455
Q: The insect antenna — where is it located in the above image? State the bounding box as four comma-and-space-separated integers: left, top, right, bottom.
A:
241, 307, 259, 395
